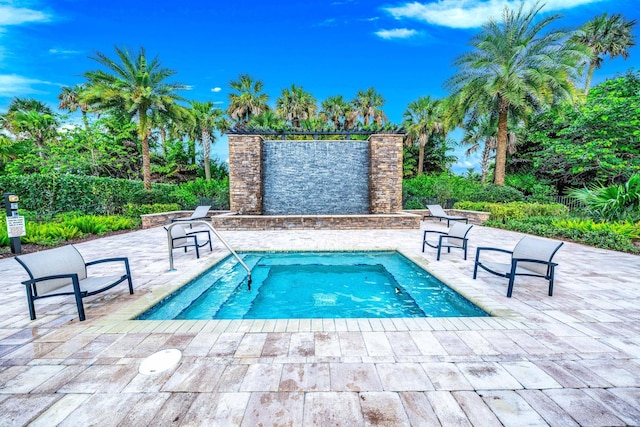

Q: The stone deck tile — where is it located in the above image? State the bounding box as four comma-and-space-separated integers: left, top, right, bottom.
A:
583, 388, 640, 426
426, 390, 473, 427
359, 391, 412, 425
480, 390, 550, 426
304, 392, 365, 426
544, 389, 626, 426
242, 392, 304, 426
330, 363, 382, 392
1, 225, 640, 425
376, 362, 433, 391
279, 363, 331, 392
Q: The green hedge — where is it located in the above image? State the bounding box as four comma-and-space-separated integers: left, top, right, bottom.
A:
484, 216, 639, 253
0, 173, 178, 217
454, 201, 568, 221
0, 174, 230, 218
403, 173, 525, 208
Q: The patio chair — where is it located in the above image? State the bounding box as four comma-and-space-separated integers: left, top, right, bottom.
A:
168, 225, 212, 259
171, 205, 211, 228
15, 245, 134, 321
422, 222, 473, 260
423, 204, 469, 227
473, 236, 563, 297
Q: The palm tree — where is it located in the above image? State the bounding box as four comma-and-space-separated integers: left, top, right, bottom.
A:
3, 98, 58, 158
575, 13, 637, 95
447, 2, 588, 185
188, 101, 226, 181
461, 115, 496, 183
227, 74, 269, 125
275, 84, 317, 128
352, 87, 385, 126
403, 96, 445, 176
320, 95, 350, 129
82, 46, 187, 189
248, 110, 286, 129
58, 84, 91, 130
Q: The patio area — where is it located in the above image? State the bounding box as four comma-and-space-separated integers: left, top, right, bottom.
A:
0, 221, 639, 426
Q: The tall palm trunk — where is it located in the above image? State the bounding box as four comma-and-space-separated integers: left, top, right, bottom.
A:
417, 133, 428, 176
139, 110, 152, 190
494, 97, 510, 186
584, 61, 597, 96
202, 128, 212, 181
481, 141, 492, 183
81, 111, 89, 131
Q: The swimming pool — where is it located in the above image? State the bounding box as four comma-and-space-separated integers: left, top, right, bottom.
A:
137, 251, 488, 320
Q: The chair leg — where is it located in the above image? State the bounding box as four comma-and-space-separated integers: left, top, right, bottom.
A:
123, 258, 134, 294
506, 276, 515, 298
71, 277, 86, 321
463, 243, 468, 260
472, 250, 480, 279
26, 286, 36, 320
195, 244, 200, 259
548, 266, 555, 296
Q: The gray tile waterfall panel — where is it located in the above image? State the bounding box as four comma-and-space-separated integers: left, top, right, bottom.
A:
262, 140, 370, 215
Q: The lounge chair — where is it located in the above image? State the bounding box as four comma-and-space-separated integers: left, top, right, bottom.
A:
171, 205, 211, 228
422, 222, 473, 260
423, 204, 469, 227
473, 236, 563, 297
168, 225, 212, 259
15, 245, 133, 321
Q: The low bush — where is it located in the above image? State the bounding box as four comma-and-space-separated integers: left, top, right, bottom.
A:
403, 173, 525, 208
484, 216, 639, 253
123, 203, 181, 220
0, 173, 229, 216
1, 213, 137, 247
454, 201, 568, 221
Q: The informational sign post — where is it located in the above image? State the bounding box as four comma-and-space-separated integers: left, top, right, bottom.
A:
4, 193, 23, 254
6, 216, 26, 238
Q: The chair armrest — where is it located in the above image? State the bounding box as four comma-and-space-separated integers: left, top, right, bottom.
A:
423, 230, 447, 238
22, 272, 79, 286
512, 258, 558, 267
475, 246, 513, 262
186, 230, 211, 238
85, 257, 130, 267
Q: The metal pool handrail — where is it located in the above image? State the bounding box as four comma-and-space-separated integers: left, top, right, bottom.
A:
165, 221, 251, 284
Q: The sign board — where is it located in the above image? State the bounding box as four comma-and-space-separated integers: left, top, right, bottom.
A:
6, 216, 26, 238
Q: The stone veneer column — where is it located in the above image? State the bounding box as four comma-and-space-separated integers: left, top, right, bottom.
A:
369, 134, 404, 213
228, 134, 263, 214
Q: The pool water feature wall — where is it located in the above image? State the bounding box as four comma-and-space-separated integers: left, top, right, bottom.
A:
228, 134, 404, 216
262, 140, 369, 215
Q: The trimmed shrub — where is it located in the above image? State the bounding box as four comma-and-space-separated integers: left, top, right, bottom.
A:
454, 201, 568, 221
485, 216, 639, 253
123, 203, 181, 219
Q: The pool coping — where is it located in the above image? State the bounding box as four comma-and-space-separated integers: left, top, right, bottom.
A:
92, 247, 522, 334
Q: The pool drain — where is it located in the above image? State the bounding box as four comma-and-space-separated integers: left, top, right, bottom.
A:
139, 349, 182, 375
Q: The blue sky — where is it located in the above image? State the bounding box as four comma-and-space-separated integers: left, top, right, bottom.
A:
1, 0, 639, 173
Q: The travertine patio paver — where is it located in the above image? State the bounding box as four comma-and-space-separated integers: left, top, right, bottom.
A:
0, 223, 638, 425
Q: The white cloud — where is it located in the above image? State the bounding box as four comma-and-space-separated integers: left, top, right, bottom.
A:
211, 87, 222, 93
375, 28, 419, 39
0, 74, 59, 97
49, 48, 82, 55
0, 3, 51, 26
384, 0, 604, 29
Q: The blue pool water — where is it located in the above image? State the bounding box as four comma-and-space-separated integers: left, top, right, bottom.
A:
137, 251, 488, 320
